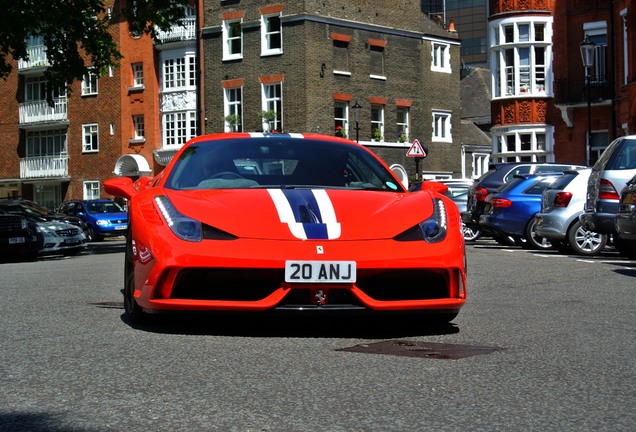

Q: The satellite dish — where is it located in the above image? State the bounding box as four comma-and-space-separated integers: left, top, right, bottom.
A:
390, 164, 409, 189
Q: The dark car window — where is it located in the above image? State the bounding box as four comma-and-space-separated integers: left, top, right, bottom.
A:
524, 176, 560, 194
605, 138, 636, 170
546, 172, 577, 190
165, 138, 402, 192
85, 201, 124, 214
503, 165, 532, 182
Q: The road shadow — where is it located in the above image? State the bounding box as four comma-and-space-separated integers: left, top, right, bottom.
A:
83, 240, 125, 255
0, 412, 99, 432
121, 311, 460, 339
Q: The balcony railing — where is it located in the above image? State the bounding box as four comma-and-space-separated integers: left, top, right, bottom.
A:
17, 44, 49, 70
20, 154, 69, 179
553, 78, 613, 104
19, 98, 68, 124
155, 16, 196, 43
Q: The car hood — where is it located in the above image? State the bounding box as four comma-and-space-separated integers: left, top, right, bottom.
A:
89, 212, 128, 220
162, 188, 437, 241
36, 220, 82, 232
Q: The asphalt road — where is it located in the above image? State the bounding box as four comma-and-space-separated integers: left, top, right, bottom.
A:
0, 238, 634, 431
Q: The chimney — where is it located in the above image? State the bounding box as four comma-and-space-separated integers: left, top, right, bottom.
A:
448, 20, 457, 33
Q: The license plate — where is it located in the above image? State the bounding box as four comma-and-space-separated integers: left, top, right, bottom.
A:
115, 225, 127, 230
9, 237, 25, 244
285, 261, 356, 283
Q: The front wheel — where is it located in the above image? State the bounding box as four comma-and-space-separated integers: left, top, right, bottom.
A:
124, 234, 147, 324
567, 220, 607, 256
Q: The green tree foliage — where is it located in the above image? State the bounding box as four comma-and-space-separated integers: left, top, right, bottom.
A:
0, 0, 189, 102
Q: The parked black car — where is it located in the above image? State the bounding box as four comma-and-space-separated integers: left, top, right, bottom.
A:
0, 198, 86, 232
0, 211, 41, 261
462, 162, 585, 243
615, 173, 636, 258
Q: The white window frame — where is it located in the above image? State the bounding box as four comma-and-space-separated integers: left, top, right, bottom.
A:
491, 17, 552, 98
82, 124, 99, 153
371, 105, 384, 142
396, 107, 409, 142
132, 63, 144, 88
431, 42, 451, 73
472, 153, 490, 179
262, 83, 283, 131
223, 19, 243, 60
261, 13, 283, 56
491, 126, 554, 163
162, 111, 197, 147
334, 102, 349, 138
83, 181, 100, 200
82, 69, 98, 96
432, 111, 452, 143
163, 53, 196, 91
224, 87, 243, 132
133, 115, 145, 139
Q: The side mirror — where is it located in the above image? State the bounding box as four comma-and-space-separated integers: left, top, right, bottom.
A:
104, 177, 136, 200
419, 181, 449, 195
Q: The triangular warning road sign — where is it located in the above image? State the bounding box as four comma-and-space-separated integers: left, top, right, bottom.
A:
406, 139, 427, 157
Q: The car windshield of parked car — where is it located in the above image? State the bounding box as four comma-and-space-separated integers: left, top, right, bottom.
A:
165, 137, 402, 192
604, 138, 636, 170
85, 201, 124, 214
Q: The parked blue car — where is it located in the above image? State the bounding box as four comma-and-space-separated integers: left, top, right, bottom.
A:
479, 173, 562, 249
58, 199, 128, 242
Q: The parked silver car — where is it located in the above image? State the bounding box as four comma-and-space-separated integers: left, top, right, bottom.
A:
536, 169, 607, 256
581, 135, 636, 236
35, 219, 87, 256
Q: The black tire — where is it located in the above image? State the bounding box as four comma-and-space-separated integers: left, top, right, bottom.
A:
123, 232, 146, 324
87, 225, 104, 242
524, 218, 552, 250
566, 220, 607, 256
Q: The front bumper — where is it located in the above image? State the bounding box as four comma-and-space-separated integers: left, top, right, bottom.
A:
132, 237, 467, 315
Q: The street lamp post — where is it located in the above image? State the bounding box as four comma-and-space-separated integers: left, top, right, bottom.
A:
352, 101, 361, 143
580, 35, 595, 165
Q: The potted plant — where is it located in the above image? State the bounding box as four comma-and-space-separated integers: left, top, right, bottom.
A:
260, 110, 277, 132
397, 132, 407, 143
224, 114, 240, 132
372, 128, 383, 142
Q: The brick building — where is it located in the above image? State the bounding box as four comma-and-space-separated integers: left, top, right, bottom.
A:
0, 0, 199, 209
201, 0, 463, 180
488, 0, 636, 167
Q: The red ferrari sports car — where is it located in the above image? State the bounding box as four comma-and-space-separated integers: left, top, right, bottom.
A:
104, 133, 466, 323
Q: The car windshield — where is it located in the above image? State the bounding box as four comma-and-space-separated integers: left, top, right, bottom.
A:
164, 137, 403, 192
85, 201, 124, 214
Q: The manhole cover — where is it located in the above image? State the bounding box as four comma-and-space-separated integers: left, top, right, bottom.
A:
337, 340, 504, 360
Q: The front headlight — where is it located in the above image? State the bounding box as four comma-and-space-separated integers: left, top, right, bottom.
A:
394, 198, 448, 243
96, 220, 109, 226
154, 195, 202, 242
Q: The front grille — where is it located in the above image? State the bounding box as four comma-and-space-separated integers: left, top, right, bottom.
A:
0, 216, 23, 231
56, 228, 80, 237
356, 269, 450, 300
167, 267, 451, 303
169, 268, 284, 301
